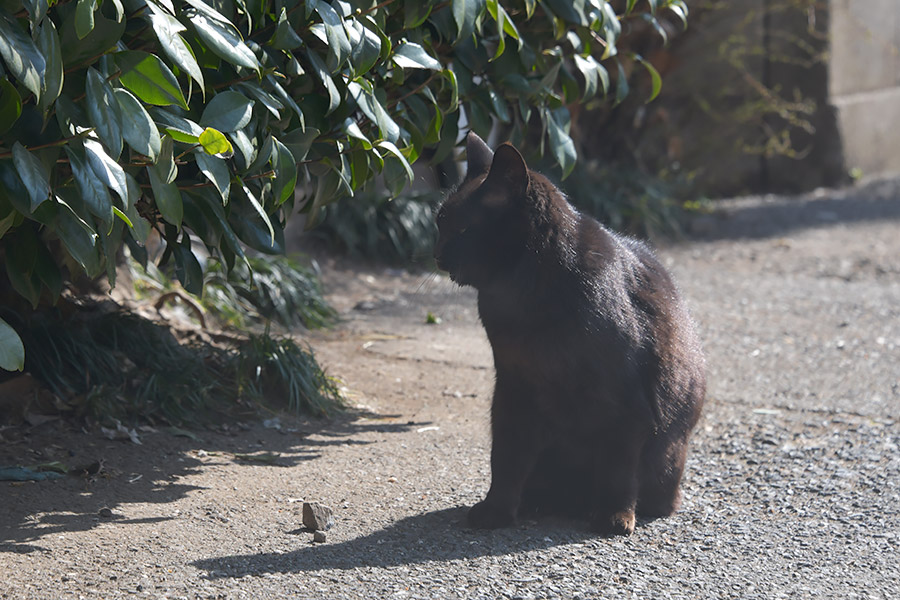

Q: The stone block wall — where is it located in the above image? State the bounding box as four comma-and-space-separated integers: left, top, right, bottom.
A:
828, 0, 900, 178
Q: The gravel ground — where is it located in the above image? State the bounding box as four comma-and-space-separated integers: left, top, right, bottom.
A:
2, 180, 899, 599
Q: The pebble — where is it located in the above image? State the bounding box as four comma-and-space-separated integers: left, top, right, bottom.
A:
302, 501, 335, 531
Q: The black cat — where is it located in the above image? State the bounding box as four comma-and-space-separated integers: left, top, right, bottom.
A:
434, 133, 705, 536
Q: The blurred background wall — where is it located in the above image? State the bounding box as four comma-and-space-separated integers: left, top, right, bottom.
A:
592, 0, 900, 197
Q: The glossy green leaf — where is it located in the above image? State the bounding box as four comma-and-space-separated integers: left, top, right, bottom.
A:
238, 176, 275, 246
84, 138, 129, 208
229, 199, 285, 254
0, 79, 22, 135
634, 53, 663, 103
11, 143, 51, 212
115, 51, 189, 110
376, 140, 414, 186
0, 317, 24, 372
114, 88, 162, 161
282, 127, 319, 162
148, 8, 205, 91
191, 188, 246, 262
266, 76, 304, 124
22, 0, 47, 27
75, 0, 97, 39
187, 9, 260, 72
348, 81, 399, 144
452, 0, 485, 42
310, 0, 351, 71
393, 42, 442, 71
154, 135, 178, 183
36, 20, 64, 113
404, 3, 432, 29
0, 10, 46, 101
546, 108, 577, 179
147, 165, 183, 228
199, 127, 235, 158
54, 190, 102, 277
112, 206, 133, 229
173, 233, 203, 295
151, 108, 205, 144
668, 0, 689, 29
201, 91, 254, 132
307, 51, 342, 115
270, 7, 303, 50
65, 145, 113, 227
270, 137, 297, 205
195, 151, 231, 201
348, 19, 382, 77
85, 67, 123, 159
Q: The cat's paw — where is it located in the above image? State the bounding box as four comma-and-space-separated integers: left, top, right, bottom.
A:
590, 509, 636, 537
468, 501, 515, 529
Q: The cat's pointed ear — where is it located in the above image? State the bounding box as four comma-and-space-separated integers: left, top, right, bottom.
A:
465, 132, 494, 180
484, 143, 528, 197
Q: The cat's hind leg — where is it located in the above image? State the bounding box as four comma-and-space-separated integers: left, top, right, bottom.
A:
636, 429, 689, 518
588, 429, 645, 537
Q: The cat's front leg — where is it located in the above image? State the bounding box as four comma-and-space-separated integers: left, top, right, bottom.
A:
468, 383, 541, 529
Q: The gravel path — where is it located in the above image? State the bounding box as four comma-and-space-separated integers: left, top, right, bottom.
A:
2, 181, 899, 599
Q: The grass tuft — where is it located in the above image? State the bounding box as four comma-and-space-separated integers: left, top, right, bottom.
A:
11, 304, 343, 425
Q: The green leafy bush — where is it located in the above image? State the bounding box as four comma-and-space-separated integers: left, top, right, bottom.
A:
314, 189, 441, 265
0, 0, 686, 369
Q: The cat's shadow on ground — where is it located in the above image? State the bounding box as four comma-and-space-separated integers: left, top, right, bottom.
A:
193, 506, 605, 577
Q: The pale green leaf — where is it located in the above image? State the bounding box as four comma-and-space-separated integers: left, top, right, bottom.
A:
199, 127, 235, 158
0, 317, 24, 372
633, 53, 663, 103
115, 50, 189, 110
75, 0, 96, 39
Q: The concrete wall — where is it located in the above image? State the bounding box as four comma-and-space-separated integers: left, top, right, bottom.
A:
829, 0, 900, 177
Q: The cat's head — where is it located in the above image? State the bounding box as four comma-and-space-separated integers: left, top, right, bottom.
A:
433, 132, 530, 288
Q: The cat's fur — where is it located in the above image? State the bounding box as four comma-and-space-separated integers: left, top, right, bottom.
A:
434, 133, 705, 536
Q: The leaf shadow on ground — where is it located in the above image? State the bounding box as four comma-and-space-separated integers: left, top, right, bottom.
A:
193, 506, 601, 578
0, 410, 424, 554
